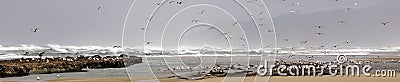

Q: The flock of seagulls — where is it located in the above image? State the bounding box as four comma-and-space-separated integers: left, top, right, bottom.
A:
277, 0, 393, 50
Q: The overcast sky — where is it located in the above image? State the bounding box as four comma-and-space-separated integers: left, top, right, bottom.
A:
0, 0, 399, 48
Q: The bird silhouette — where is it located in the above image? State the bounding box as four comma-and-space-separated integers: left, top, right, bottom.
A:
316, 32, 325, 35
192, 20, 201, 22
337, 20, 346, 24
23, 52, 29, 55
198, 9, 205, 14
283, 39, 289, 42
233, 21, 238, 26
38, 51, 46, 59
315, 25, 324, 29
113, 45, 122, 48
176, 1, 183, 4
300, 40, 309, 44
381, 22, 390, 26
146, 41, 152, 45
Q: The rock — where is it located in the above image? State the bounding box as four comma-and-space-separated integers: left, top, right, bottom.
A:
0, 56, 142, 78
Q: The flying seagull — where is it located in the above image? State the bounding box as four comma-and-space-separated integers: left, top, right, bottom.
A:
283, 38, 289, 42
38, 51, 46, 58
23, 52, 29, 55
97, 6, 102, 11
198, 9, 205, 14
113, 45, 122, 48
233, 21, 238, 26
300, 40, 309, 44
192, 20, 201, 22
145, 41, 152, 45
345, 40, 350, 44
31, 25, 40, 32
316, 32, 325, 35
207, 27, 215, 30
337, 20, 346, 24
176, 1, 183, 4
381, 22, 390, 26
138, 27, 149, 31
315, 25, 324, 29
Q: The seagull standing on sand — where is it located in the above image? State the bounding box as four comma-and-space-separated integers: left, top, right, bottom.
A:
57, 74, 61, 79
36, 76, 41, 80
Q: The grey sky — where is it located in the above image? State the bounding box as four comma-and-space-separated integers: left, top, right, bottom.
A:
0, 0, 399, 48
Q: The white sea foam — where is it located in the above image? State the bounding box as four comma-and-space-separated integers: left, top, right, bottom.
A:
0, 54, 53, 60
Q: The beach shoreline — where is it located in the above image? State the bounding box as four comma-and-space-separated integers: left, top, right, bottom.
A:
44, 74, 400, 82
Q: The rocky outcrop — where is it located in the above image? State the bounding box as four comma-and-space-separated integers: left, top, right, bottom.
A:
0, 55, 142, 78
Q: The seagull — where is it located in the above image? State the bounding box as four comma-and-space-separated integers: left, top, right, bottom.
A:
145, 41, 152, 45
198, 9, 205, 14
113, 45, 122, 48
300, 40, 309, 44
36, 76, 41, 80
289, 10, 298, 13
176, 1, 184, 4
381, 22, 390, 26
315, 25, 324, 29
169, 1, 175, 3
315, 32, 325, 35
354, 2, 359, 6
238, 38, 246, 41
233, 21, 238, 26
31, 28, 39, 32
283, 38, 289, 42
346, 8, 352, 11
57, 74, 61, 79
192, 19, 201, 22
38, 51, 46, 59
292, 2, 300, 6
222, 32, 230, 35
31, 25, 40, 32
97, 6, 102, 11
337, 20, 346, 24
345, 40, 350, 44
155, 3, 162, 5
333, 45, 340, 48
23, 51, 29, 55
138, 27, 149, 31
268, 30, 274, 32
208, 27, 216, 30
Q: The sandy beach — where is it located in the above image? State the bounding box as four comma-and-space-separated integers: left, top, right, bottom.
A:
44, 75, 400, 82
